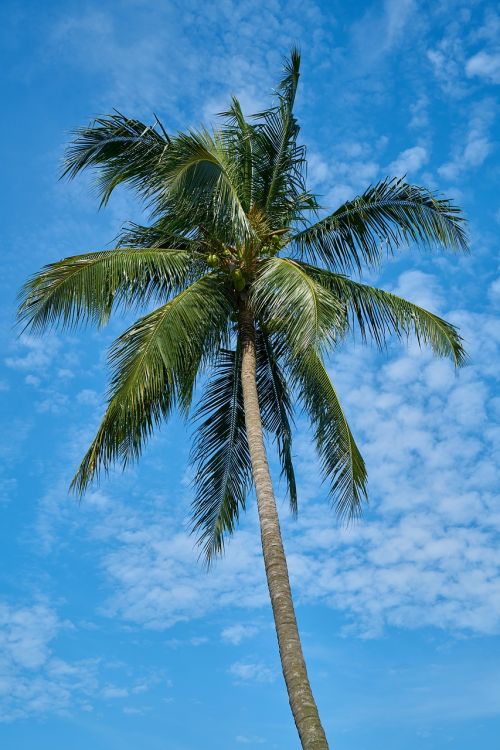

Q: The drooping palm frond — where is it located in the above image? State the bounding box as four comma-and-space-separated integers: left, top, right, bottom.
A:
62, 111, 170, 207
190, 347, 252, 563
299, 262, 466, 365
251, 257, 347, 352
70, 275, 231, 494
17, 248, 196, 331
291, 178, 468, 273
256, 328, 297, 513
290, 348, 367, 521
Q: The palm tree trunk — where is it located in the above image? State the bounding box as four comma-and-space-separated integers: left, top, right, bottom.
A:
239, 306, 329, 750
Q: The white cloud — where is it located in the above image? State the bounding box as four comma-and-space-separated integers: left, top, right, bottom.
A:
391, 270, 443, 311
47, 1, 331, 121
5, 335, 60, 374
0, 601, 99, 722
409, 94, 429, 130
228, 661, 275, 684
0, 599, 164, 722
466, 50, 500, 84
221, 624, 259, 645
438, 98, 496, 180
387, 145, 428, 177
76, 388, 100, 406
101, 685, 129, 699
236, 735, 266, 744
488, 277, 500, 307
350, 0, 417, 66
0, 602, 60, 669
426, 8, 474, 98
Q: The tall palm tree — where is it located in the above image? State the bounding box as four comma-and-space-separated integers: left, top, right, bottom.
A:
18, 50, 467, 749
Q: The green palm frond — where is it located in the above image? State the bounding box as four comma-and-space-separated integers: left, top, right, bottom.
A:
219, 96, 256, 213
292, 177, 468, 272
62, 111, 170, 207
18, 248, 195, 331
252, 49, 306, 223
116, 215, 201, 250
190, 347, 252, 563
70, 274, 231, 494
251, 257, 346, 352
299, 263, 466, 365
161, 129, 253, 241
291, 349, 367, 521
256, 329, 297, 513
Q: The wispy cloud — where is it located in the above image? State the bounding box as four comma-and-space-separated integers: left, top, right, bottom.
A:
438, 98, 496, 181
228, 660, 276, 684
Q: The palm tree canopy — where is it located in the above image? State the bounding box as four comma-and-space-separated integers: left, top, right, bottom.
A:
18, 48, 468, 562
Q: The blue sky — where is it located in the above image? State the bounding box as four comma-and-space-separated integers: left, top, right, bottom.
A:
1, 0, 499, 748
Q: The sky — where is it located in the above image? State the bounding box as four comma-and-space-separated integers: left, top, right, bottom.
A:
0, 0, 499, 748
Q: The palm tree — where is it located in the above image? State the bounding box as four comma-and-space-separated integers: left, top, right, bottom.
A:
18, 50, 467, 749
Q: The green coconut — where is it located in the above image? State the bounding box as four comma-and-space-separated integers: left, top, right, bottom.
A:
233, 269, 246, 291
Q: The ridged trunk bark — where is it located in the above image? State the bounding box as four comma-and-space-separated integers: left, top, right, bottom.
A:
239, 306, 329, 750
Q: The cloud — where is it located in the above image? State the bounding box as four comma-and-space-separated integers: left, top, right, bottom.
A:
5, 334, 61, 374
0, 598, 165, 722
466, 50, 500, 84
426, 8, 474, 98
228, 661, 275, 684
350, 0, 417, 65
221, 624, 259, 645
236, 735, 266, 744
488, 276, 500, 307
438, 98, 496, 180
0, 601, 99, 722
390, 270, 443, 311
387, 145, 428, 176
101, 685, 129, 699
46, 1, 331, 121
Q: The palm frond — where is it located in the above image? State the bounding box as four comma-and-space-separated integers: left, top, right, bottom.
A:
251, 49, 306, 223
18, 248, 195, 331
62, 111, 170, 207
290, 349, 367, 521
70, 274, 231, 494
116, 215, 200, 250
190, 347, 251, 563
256, 328, 297, 513
291, 177, 468, 272
219, 96, 256, 213
161, 129, 253, 241
300, 263, 466, 365
251, 257, 346, 352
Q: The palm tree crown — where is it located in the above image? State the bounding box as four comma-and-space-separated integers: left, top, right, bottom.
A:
18, 49, 467, 564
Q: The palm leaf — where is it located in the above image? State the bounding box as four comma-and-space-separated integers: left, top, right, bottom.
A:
251, 257, 346, 352
299, 263, 466, 365
219, 96, 256, 213
291, 177, 468, 272
256, 328, 297, 513
190, 347, 252, 563
252, 49, 306, 224
290, 348, 367, 521
70, 274, 231, 493
18, 248, 195, 331
161, 129, 253, 241
62, 111, 170, 207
